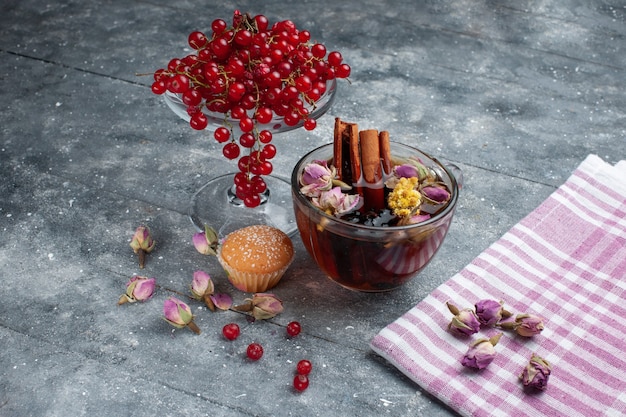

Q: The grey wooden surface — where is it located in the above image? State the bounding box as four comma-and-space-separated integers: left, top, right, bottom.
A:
1, 1, 624, 416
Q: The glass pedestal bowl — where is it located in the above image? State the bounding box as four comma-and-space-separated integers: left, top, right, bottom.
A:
291, 142, 460, 292
164, 79, 337, 236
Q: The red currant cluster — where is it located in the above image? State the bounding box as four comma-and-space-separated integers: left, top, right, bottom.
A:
151, 11, 351, 207
221, 321, 312, 391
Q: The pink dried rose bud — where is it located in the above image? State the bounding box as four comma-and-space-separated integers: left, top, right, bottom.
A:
192, 224, 219, 256
474, 299, 511, 327
232, 293, 284, 320
312, 187, 361, 216
421, 185, 451, 204
446, 301, 481, 337
514, 314, 545, 337
300, 160, 335, 197
118, 276, 156, 305
190, 270, 216, 310
461, 333, 502, 370
163, 297, 200, 334
520, 353, 552, 390
500, 313, 545, 337
129, 225, 156, 268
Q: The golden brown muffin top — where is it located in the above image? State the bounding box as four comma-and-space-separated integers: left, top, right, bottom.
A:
220, 225, 294, 274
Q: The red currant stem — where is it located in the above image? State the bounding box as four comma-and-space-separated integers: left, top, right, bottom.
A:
186, 320, 201, 334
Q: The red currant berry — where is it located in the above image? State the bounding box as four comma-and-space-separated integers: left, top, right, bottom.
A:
243, 194, 261, 208
258, 130, 273, 144
190, 112, 208, 130
260, 144, 276, 160
234, 29, 253, 47
286, 321, 301, 337
239, 133, 256, 148
151, 80, 167, 95
188, 31, 208, 49
254, 14, 269, 32
239, 117, 254, 133
257, 161, 273, 175
327, 51, 343, 67
296, 359, 313, 376
211, 18, 227, 35
293, 374, 309, 392
223, 142, 240, 160
294, 75, 312, 93
246, 343, 264, 360
335, 63, 351, 79
255, 107, 273, 124
303, 119, 317, 131
222, 323, 240, 341
311, 43, 327, 59
251, 176, 267, 194
214, 127, 231, 143
182, 88, 202, 106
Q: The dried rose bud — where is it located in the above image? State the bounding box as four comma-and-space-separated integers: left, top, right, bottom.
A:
300, 160, 335, 197
129, 226, 155, 269
311, 187, 360, 216
190, 270, 215, 310
512, 313, 545, 337
192, 224, 219, 256
475, 299, 511, 327
520, 353, 552, 390
233, 293, 284, 320
461, 333, 502, 370
421, 184, 451, 204
446, 301, 481, 337
118, 276, 156, 305
163, 297, 200, 334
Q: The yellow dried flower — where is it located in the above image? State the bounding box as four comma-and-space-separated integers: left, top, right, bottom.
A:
388, 177, 421, 217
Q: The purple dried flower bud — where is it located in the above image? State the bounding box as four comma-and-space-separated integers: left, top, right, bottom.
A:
312, 187, 360, 216
250, 293, 284, 320
520, 353, 552, 390
190, 270, 214, 300
163, 297, 200, 334
129, 226, 155, 268
192, 225, 219, 256
446, 301, 481, 336
461, 333, 502, 370
514, 314, 545, 337
421, 185, 451, 204
475, 299, 507, 327
300, 160, 334, 197
118, 276, 156, 305
394, 164, 420, 179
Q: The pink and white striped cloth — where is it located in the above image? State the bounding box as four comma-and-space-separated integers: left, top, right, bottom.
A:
371, 155, 626, 417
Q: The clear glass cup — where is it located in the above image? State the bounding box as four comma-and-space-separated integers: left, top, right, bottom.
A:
291, 142, 460, 292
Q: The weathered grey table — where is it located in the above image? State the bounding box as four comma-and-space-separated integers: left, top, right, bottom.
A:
1, 1, 624, 416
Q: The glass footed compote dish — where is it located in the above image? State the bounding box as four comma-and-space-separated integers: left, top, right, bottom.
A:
164, 78, 337, 237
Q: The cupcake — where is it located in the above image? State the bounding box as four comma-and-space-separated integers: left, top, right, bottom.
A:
217, 225, 295, 292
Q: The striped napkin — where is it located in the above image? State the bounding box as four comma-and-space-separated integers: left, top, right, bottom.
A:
371, 155, 626, 417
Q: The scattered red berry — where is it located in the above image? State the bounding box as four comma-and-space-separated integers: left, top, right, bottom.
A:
246, 342, 264, 361
222, 323, 240, 341
286, 321, 301, 337
296, 359, 312, 376
293, 374, 309, 392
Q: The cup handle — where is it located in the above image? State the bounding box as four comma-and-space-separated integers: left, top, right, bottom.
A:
443, 160, 463, 191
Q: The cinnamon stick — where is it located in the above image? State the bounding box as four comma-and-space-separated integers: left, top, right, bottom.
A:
333, 118, 358, 184
359, 129, 385, 211
379, 130, 392, 175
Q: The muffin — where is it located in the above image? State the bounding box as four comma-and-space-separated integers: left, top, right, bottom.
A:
217, 225, 295, 292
